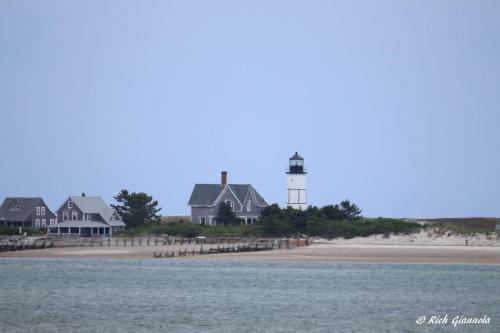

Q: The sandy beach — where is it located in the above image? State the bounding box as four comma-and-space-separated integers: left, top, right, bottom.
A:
1, 241, 499, 264
200, 243, 500, 264
1, 230, 499, 263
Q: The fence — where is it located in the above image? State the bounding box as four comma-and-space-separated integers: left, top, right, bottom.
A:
0, 238, 53, 252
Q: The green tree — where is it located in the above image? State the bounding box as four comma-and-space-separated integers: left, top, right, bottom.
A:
320, 204, 345, 220
259, 204, 293, 237
339, 200, 362, 219
215, 202, 241, 227
112, 190, 161, 228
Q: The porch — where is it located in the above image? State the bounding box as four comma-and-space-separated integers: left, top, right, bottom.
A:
47, 221, 112, 237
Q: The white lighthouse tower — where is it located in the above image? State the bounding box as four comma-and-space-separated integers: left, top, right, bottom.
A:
286, 152, 307, 210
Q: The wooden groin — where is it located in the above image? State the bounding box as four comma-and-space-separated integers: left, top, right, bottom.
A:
152, 239, 287, 258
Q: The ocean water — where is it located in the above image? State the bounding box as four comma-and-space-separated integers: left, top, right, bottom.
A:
0, 259, 498, 333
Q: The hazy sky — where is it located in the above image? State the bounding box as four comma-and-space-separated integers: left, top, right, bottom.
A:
1, 0, 499, 218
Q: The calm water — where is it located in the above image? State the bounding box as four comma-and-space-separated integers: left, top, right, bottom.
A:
0, 259, 498, 333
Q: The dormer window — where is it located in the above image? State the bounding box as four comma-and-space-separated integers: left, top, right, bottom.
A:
68, 201, 73, 209
9, 204, 20, 211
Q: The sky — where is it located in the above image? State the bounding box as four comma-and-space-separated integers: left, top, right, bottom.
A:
1, 0, 499, 218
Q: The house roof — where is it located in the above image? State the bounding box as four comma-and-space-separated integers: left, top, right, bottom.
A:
0, 197, 42, 222
188, 184, 267, 207
289, 151, 304, 160
68, 196, 109, 214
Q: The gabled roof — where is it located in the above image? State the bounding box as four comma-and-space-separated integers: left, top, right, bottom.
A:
188, 185, 225, 206
0, 197, 42, 222
68, 196, 109, 214
188, 184, 267, 207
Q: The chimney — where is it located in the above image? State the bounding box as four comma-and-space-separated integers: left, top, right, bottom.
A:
221, 171, 227, 186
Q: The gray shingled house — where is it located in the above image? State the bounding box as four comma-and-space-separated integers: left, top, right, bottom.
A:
49, 194, 125, 236
0, 197, 57, 229
188, 171, 268, 225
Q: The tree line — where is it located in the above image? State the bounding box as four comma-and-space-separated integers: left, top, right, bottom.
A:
112, 190, 420, 239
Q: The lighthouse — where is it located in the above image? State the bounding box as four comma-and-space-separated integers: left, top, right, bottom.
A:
286, 152, 307, 210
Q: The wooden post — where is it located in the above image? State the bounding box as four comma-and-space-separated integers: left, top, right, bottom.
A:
138, 238, 142, 246
155, 238, 158, 246
131, 238, 134, 246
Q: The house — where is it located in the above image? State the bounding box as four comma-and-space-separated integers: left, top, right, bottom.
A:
188, 171, 268, 225
0, 197, 56, 229
48, 194, 125, 236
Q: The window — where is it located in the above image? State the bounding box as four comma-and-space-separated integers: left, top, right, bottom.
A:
41, 219, 46, 227
72, 210, 78, 221
63, 210, 68, 221
41, 207, 46, 215
200, 217, 206, 225
36, 207, 40, 215
85, 213, 91, 221
50, 219, 55, 225
246, 200, 251, 212
68, 201, 73, 208
9, 204, 20, 211
35, 219, 40, 228
225, 200, 235, 211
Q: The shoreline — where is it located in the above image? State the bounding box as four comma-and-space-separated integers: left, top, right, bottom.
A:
1, 243, 500, 264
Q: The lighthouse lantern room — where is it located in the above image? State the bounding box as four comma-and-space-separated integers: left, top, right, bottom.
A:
286, 152, 307, 210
